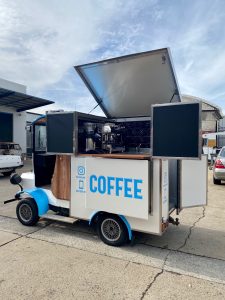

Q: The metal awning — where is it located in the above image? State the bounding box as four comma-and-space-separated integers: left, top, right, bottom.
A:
0, 87, 54, 112
75, 48, 181, 118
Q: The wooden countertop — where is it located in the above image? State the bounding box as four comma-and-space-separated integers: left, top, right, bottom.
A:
78, 153, 151, 160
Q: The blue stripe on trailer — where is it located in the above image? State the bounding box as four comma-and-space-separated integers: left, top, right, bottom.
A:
18, 188, 49, 216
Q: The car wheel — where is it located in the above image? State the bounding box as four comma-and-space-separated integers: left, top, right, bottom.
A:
16, 198, 39, 226
213, 177, 221, 185
2, 171, 14, 177
97, 214, 128, 247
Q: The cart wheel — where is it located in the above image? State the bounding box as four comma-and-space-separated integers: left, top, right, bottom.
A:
16, 198, 39, 226
213, 177, 221, 185
97, 214, 128, 247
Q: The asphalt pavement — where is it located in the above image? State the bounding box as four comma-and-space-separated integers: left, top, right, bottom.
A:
0, 160, 225, 299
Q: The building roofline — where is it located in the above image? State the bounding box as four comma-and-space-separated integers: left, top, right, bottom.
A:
182, 94, 223, 118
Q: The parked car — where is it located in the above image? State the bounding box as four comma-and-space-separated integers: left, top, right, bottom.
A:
213, 146, 225, 184
0, 155, 23, 176
0, 142, 22, 157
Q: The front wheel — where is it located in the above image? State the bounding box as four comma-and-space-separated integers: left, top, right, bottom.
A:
97, 214, 128, 247
16, 199, 39, 226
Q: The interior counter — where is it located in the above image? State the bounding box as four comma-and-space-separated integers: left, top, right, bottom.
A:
78, 153, 151, 160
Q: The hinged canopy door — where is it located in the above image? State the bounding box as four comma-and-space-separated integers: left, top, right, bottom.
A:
180, 155, 208, 209
75, 48, 181, 118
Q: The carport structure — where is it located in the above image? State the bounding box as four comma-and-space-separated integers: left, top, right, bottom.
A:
0, 87, 54, 112
0, 85, 54, 153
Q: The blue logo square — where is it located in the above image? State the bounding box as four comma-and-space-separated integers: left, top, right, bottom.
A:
78, 166, 85, 175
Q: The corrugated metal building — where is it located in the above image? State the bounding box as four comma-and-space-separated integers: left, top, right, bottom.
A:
218, 116, 225, 132
182, 95, 223, 133
218, 116, 225, 148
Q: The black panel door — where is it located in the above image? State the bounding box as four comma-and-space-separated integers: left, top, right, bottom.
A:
152, 103, 200, 159
0, 113, 13, 142
47, 113, 74, 154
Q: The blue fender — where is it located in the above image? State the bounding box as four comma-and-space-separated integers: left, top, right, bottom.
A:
89, 211, 132, 240
119, 215, 132, 240
89, 211, 98, 226
17, 188, 49, 216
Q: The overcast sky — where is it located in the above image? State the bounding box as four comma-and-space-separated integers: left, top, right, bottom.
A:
0, 0, 225, 114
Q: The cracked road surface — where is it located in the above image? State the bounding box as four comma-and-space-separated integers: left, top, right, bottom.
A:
0, 161, 225, 299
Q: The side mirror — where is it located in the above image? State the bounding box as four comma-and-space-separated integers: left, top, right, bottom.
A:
10, 173, 22, 185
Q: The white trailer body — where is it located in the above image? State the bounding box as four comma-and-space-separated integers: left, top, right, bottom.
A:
70, 156, 207, 234
9, 48, 208, 246
20, 153, 207, 237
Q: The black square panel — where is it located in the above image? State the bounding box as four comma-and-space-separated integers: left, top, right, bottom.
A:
47, 113, 74, 154
152, 103, 201, 159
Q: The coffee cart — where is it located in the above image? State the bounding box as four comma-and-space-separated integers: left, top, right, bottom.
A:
6, 48, 207, 246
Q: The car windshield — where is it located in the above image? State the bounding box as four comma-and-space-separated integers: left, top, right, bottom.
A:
220, 148, 225, 157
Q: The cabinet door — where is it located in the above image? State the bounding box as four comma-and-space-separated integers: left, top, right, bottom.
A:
180, 155, 207, 208
85, 158, 150, 220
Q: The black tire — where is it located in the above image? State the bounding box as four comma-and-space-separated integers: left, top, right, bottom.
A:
16, 198, 39, 226
97, 214, 128, 247
2, 170, 14, 177
213, 177, 221, 185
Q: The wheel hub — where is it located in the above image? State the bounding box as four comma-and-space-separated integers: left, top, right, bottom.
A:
19, 203, 32, 222
101, 218, 121, 242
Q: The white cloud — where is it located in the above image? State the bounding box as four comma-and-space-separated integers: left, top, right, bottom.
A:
0, 0, 160, 115
0, 0, 122, 89
1, 0, 225, 114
